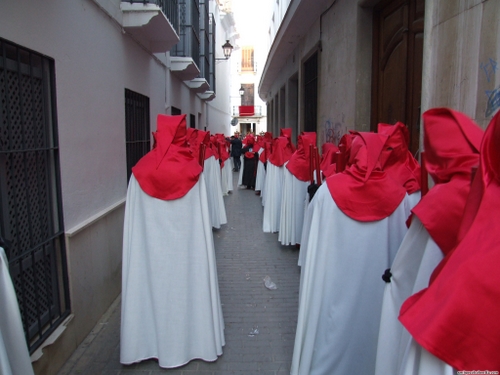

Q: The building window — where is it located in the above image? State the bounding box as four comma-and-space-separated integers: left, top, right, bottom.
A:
241, 47, 254, 72
171, 106, 182, 115
303, 52, 318, 132
0, 37, 71, 354
125, 89, 150, 182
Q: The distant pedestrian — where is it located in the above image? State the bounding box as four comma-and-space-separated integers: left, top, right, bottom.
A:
228, 135, 242, 171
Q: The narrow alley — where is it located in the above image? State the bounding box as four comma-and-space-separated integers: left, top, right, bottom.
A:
57, 172, 301, 375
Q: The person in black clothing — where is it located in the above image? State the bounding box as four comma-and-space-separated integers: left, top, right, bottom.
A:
241, 140, 258, 189
228, 135, 242, 171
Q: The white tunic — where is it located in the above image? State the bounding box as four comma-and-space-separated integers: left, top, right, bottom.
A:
221, 158, 233, 196
120, 175, 225, 368
374, 216, 447, 375
278, 169, 309, 246
255, 149, 266, 199
0, 247, 35, 375
262, 162, 285, 233
203, 156, 227, 229
291, 184, 409, 375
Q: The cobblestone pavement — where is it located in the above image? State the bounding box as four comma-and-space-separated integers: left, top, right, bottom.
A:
58, 172, 301, 375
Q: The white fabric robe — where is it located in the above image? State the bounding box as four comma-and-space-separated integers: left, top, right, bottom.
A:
278, 168, 309, 246
255, 149, 266, 199
120, 175, 225, 368
203, 156, 227, 229
399, 339, 454, 375
238, 155, 244, 186
0, 247, 35, 375
262, 162, 285, 233
291, 184, 410, 375
374, 215, 453, 375
374, 216, 449, 375
221, 158, 233, 196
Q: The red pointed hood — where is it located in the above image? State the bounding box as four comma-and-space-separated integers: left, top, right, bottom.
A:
411, 108, 483, 256
320, 142, 339, 174
399, 110, 499, 371
268, 136, 294, 167
132, 114, 202, 200
378, 122, 421, 194
326, 132, 406, 221
286, 132, 317, 181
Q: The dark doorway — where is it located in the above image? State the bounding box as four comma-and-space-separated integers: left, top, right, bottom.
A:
371, 0, 424, 156
304, 52, 318, 133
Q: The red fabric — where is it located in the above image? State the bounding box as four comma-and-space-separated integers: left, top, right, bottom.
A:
411, 108, 483, 255
399, 110, 500, 371
215, 134, 230, 162
280, 128, 296, 152
197, 130, 215, 160
286, 132, 317, 182
268, 136, 294, 167
326, 132, 406, 221
132, 114, 202, 200
239, 105, 254, 116
320, 142, 339, 173
378, 122, 421, 194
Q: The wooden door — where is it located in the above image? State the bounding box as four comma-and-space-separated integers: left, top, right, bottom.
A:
372, 0, 424, 156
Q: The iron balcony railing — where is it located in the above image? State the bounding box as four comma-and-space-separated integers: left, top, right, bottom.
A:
127, 0, 179, 34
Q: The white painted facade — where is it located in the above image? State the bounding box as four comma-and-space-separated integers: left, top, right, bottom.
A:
0, 1, 235, 374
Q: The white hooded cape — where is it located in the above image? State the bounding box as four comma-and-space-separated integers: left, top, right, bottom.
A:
291, 184, 409, 375
120, 175, 225, 368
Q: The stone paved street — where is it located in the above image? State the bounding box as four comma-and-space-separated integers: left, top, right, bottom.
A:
58, 172, 301, 375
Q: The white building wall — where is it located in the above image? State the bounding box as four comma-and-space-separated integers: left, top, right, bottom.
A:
0, 0, 231, 373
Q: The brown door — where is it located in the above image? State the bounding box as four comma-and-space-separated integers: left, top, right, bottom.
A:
371, 0, 424, 156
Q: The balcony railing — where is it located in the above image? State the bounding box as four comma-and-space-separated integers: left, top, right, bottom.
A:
127, 0, 179, 33
233, 106, 262, 117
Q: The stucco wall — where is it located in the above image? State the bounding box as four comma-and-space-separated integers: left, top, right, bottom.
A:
0, 0, 228, 374
422, 0, 500, 128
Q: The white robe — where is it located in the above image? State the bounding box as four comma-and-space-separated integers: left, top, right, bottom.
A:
399, 339, 454, 375
278, 169, 309, 246
120, 175, 225, 368
255, 149, 266, 198
291, 185, 410, 375
238, 155, 244, 186
203, 156, 227, 228
374, 216, 450, 375
262, 162, 285, 233
0, 247, 35, 375
221, 158, 233, 196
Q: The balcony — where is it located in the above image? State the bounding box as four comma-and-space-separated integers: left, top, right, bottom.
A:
121, 0, 180, 53
233, 106, 263, 117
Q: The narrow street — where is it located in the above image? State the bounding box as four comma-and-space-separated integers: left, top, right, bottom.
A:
58, 172, 301, 375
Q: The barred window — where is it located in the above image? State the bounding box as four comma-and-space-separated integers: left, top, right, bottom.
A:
241, 47, 254, 72
0, 37, 70, 353
125, 89, 150, 182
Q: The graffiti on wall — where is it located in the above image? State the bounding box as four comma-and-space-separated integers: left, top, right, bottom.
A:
481, 58, 500, 117
323, 113, 346, 145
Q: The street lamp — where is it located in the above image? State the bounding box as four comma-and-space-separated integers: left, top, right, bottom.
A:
239, 86, 245, 96
215, 40, 234, 61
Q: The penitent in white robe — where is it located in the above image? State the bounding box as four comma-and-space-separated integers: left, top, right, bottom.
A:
120, 175, 225, 368
255, 149, 266, 199
374, 216, 451, 375
221, 158, 233, 196
203, 156, 227, 229
291, 184, 410, 375
262, 162, 285, 233
0, 247, 35, 375
278, 168, 309, 246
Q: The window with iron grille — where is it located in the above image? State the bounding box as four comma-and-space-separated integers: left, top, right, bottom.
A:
0, 37, 71, 354
304, 52, 318, 132
241, 47, 254, 72
125, 89, 150, 182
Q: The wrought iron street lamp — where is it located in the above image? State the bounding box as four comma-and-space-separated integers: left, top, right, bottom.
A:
216, 40, 234, 61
